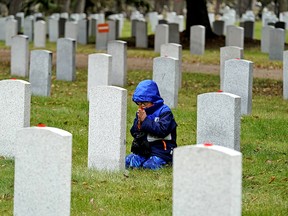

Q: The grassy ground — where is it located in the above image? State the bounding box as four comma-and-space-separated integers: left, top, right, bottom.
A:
0, 20, 288, 215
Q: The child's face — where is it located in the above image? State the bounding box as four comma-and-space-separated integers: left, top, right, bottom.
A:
136, 101, 153, 109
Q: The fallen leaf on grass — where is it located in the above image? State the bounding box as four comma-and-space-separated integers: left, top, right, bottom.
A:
268, 176, 276, 184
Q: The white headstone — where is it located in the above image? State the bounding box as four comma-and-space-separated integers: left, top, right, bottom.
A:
261, 25, 275, 53
65, 21, 78, 41
269, 28, 285, 60
5, 19, 18, 46
220, 46, 244, 89
0, 79, 31, 157
190, 25, 205, 55
197, 92, 241, 151
88, 86, 127, 171
223, 59, 253, 115
34, 20, 46, 48
29, 50, 52, 96
87, 53, 112, 100
154, 24, 169, 52
56, 38, 76, 81
173, 144, 242, 216
107, 40, 127, 87
14, 126, 72, 216
48, 17, 59, 42
153, 56, 179, 108
160, 43, 182, 89
226, 25, 244, 48
11, 35, 29, 77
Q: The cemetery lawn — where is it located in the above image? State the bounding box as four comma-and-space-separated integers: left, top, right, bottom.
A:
0, 66, 287, 215
0, 34, 288, 215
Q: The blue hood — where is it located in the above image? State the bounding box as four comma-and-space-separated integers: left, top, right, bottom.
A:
132, 80, 164, 104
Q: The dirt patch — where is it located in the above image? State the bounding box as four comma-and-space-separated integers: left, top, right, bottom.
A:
1, 46, 282, 81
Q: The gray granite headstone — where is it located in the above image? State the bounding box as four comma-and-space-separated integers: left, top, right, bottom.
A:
5, 19, 18, 46
14, 126, 72, 216
269, 28, 285, 61
89, 18, 98, 36
220, 46, 244, 89
56, 38, 76, 81
190, 25, 205, 55
173, 144, 242, 216
107, 40, 127, 87
240, 20, 254, 39
88, 86, 127, 171
34, 20, 46, 48
0, 80, 31, 158
153, 56, 179, 108
59, 17, 67, 37
11, 35, 29, 77
135, 20, 148, 48
213, 20, 224, 36
197, 92, 241, 151
226, 25, 244, 48
87, 53, 112, 100
65, 21, 78, 41
154, 24, 169, 53
29, 50, 52, 96
223, 59, 253, 115
261, 25, 274, 53
283, 51, 288, 100
23, 16, 34, 41
168, 23, 180, 44
160, 43, 182, 89
131, 19, 138, 37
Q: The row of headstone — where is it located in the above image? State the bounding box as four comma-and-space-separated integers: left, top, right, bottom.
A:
260, 25, 285, 60
0, 81, 243, 216
1, 78, 243, 215
10, 35, 77, 94
0, 78, 127, 214
146, 11, 185, 33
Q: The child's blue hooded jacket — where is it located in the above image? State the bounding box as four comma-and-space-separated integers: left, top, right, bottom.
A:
131, 80, 177, 162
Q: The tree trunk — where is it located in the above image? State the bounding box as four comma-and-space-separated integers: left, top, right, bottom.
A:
215, 0, 221, 15
75, 0, 86, 13
114, 0, 123, 13
8, 0, 23, 15
185, 0, 214, 38
279, 0, 288, 13
57, 0, 71, 13
173, 0, 184, 15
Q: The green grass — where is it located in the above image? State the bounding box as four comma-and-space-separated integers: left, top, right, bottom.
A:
1, 19, 288, 215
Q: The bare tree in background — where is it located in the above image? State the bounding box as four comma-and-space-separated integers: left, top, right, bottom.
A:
173, 0, 184, 15
8, 0, 23, 15
57, 0, 71, 12
75, 0, 86, 13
